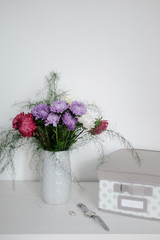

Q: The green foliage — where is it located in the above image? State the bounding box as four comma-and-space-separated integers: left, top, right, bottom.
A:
0, 130, 26, 174
17, 72, 68, 112
94, 117, 102, 128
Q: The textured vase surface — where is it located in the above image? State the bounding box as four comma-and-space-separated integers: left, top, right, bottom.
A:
41, 150, 72, 205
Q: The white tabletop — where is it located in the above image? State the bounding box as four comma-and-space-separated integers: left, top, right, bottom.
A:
0, 181, 160, 235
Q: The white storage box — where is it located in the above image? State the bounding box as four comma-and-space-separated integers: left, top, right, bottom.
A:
98, 149, 160, 220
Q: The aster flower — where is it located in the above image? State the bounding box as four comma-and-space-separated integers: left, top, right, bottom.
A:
91, 120, 109, 135
62, 111, 78, 130
78, 113, 95, 130
60, 95, 73, 105
31, 103, 50, 120
12, 112, 37, 138
45, 113, 60, 127
50, 100, 68, 114
70, 101, 87, 116
12, 112, 24, 129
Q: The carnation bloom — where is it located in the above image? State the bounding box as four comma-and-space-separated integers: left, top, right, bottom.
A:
62, 111, 78, 130
12, 112, 37, 138
90, 120, 108, 135
45, 113, 60, 127
70, 101, 87, 116
31, 103, 50, 120
50, 100, 68, 113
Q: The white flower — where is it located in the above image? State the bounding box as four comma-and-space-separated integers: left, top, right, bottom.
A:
79, 114, 95, 130
60, 95, 73, 105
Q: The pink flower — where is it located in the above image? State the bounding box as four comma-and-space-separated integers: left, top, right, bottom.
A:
12, 112, 37, 138
12, 112, 24, 130
90, 120, 108, 135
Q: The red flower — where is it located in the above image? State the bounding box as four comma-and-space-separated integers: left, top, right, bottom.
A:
12, 112, 24, 130
90, 120, 108, 135
12, 112, 37, 138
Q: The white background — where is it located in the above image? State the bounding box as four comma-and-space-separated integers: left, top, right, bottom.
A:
0, 0, 160, 181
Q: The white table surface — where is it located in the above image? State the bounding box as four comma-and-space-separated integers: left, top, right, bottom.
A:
0, 181, 160, 235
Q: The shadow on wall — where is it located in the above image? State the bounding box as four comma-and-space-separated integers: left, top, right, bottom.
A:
70, 142, 122, 182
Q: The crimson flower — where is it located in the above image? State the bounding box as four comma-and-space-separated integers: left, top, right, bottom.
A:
12, 112, 37, 138
90, 120, 108, 135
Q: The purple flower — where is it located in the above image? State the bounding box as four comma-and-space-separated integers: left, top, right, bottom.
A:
50, 100, 68, 113
45, 113, 60, 127
31, 103, 50, 120
70, 101, 87, 116
62, 111, 78, 130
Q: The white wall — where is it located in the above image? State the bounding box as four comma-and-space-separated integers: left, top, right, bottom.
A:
0, 0, 160, 181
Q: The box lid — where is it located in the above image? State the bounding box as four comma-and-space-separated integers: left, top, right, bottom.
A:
98, 149, 160, 186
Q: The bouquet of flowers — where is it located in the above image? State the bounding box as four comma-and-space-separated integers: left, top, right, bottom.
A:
0, 72, 140, 177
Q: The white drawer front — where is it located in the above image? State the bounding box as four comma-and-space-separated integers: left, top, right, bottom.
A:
99, 180, 160, 220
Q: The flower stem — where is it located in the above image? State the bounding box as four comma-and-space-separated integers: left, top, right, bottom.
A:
74, 129, 84, 140
55, 128, 58, 144
64, 131, 70, 148
36, 128, 50, 149
45, 126, 51, 146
